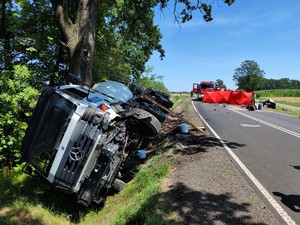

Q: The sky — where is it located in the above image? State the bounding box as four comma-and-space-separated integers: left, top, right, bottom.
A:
147, 0, 300, 92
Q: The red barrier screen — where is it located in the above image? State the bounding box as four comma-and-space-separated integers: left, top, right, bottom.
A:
203, 91, 253, 105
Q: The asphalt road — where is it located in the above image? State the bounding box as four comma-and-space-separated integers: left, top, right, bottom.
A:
193, 101, 300, 225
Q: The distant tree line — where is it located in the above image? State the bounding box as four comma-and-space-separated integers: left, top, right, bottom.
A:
259, 78, 300, 90
233, 60, 300, 91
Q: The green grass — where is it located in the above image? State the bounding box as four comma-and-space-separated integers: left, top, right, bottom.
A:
268, 98, 300, 107
259, 104, 300, 117
0, 166, 74, 225
256, 89, 300, 98
276, 101, 300, 107
0, 137, 176, 225
0, 95, 190, 225
109, 164, 170, 225
248, 89, 300, 117
86, 138, 175, 225
170, 93, 191, 109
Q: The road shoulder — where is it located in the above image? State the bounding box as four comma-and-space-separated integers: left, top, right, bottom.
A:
159, 98, 281, 224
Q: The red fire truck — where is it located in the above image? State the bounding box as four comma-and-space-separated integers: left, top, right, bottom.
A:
192, 81, 221, 100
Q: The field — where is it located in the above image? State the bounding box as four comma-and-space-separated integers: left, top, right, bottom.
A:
256, 89, 300, 98
262, 97, 300, 107
255, 89, 300, 117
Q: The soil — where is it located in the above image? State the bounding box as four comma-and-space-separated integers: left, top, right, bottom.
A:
157, 98, 282, 225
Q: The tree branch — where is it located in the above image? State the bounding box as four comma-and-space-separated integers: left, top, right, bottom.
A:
50, 0, 73, 38
102, 0, 117, 6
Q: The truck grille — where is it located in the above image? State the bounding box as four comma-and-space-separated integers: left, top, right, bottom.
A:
54, 122, 101, 191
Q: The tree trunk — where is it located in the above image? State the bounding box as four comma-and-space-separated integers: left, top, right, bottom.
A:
1, 0, 13, 73
51, 0, 100, 86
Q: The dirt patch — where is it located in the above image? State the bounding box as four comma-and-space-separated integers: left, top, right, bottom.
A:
158, 98, 281, 225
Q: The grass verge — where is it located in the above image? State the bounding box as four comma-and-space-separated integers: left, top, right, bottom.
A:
0, 95, 191, 225
170, 93, 191, 110
260, 97, 300, 107
0, 145, 175, 225
260, 105, 300, 117
259, 97, 300, 117
84, 139, 175, 225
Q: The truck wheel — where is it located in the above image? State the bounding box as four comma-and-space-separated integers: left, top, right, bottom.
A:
149, 91, 173, 108
112, 179, 126, 192
129, 108, 161, 137
144, 89, 174, 109
155, 93, 174, 108
138, 101, 167, 123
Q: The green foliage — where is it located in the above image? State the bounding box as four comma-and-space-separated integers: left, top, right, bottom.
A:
135, 65, 169, 93
93, 1, 165, 84
169, 0, 235, 23
256, 89, 300, 98
259, 78, 300, 90
233, 60, 265, 91
215, 79, 227, 90
1, 0, 66, 87
0, 65, 38, 165
92, 4, 132, 84
1, 0, 236, 88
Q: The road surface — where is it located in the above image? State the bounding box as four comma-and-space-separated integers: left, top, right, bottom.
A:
193, 101, 300, 225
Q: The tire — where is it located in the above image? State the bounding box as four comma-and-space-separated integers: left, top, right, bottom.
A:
129, 108, 161, 137
148, 90, 173, 108
148, 89, 169, 99
138, 101, 167, 123
112, 178, 126, 192
144, 89, 174, 109
154, 93, 174, 108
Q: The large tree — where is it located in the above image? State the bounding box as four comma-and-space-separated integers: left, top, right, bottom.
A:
1, 0, 66, 87
92, 1, 165, 83
0, 0, 235, 165
0, 0, 14, 72
50, 0, 235, 86
215, 79, 227, 90
233, 60, 265, 91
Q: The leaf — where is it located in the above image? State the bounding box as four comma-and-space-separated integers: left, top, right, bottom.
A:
16, 0, 27, 7
26, 47, 37, 52
224, 0, 235, 6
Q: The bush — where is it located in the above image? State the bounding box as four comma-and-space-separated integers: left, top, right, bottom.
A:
0, 65, 38, 166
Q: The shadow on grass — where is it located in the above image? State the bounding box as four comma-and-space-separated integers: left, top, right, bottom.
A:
152, 124, 246, 156
0, 168, 103, 224
0, 110, 247, 224
0, 207, 44, 225
125, 182, 268, 225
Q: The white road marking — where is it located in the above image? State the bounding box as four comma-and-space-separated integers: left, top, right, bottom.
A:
240, 124, 261, 128
230, 109, 300, 139
192, 101, 297, 225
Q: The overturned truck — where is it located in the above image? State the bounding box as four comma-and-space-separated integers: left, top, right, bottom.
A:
21, 76, 173, 207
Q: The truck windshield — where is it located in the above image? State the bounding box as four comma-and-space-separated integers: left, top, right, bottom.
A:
200, 84, 214, 89
26, 92, 76, 176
